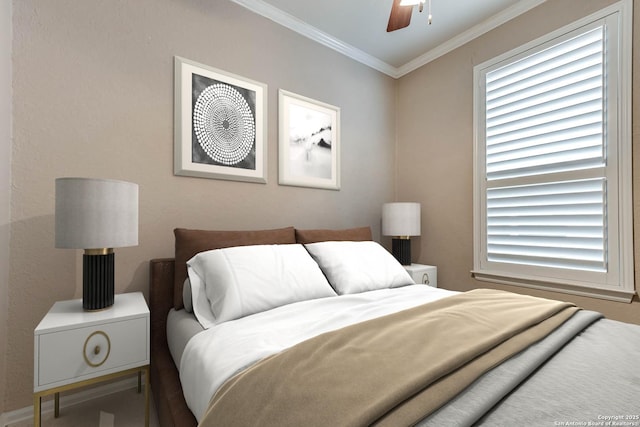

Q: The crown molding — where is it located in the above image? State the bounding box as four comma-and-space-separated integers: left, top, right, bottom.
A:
397, 0, 548, 76
229, 0, 398, 78
231, 0, 548, 79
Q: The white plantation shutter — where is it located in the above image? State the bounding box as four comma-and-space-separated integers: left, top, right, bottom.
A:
473, 1, 634, 301
484, 27, 606, 272
486, 179, 605, 271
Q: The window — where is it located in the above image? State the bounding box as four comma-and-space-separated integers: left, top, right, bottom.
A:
473, 1, 634, 302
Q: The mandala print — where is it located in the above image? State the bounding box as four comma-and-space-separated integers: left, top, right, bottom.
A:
193, 84, 256, 165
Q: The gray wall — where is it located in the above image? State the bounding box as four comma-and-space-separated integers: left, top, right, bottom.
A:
396, 0, 640, 324
6, 0, 396, 411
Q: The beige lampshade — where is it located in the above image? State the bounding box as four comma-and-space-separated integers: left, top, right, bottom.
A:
55, 177, 139, 249
382, 202, 421, 237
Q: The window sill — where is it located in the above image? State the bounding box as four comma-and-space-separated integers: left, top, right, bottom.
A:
471, 270, 636, 303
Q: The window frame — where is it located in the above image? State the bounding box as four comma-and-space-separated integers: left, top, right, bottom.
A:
472, 0, 634, 302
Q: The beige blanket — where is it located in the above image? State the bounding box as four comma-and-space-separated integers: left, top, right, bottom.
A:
199, 289, 578, 427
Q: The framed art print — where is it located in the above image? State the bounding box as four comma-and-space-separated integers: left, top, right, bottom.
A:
278, 89, 340, 190
174, 56, 267, 183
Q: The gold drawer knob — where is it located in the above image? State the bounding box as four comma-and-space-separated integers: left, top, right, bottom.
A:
422, 273, 430, 285
83, 331, 111, 367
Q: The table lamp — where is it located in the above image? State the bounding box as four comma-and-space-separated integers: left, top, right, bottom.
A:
55, 177, 139, 311
382, 202, 421, 265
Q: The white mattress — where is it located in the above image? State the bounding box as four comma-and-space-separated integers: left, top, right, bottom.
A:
180, 284, 458, 421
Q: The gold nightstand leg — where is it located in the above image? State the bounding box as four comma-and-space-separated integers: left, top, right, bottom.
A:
34, 367, 150, 427
144, 366, 150, 427
33, 394, 41, 427
54, 392, 60, 417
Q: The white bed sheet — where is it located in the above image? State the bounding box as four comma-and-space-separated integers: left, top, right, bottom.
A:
180, 284, 458, 421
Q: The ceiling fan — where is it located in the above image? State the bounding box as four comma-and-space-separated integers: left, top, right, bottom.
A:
387, 0, 432, 32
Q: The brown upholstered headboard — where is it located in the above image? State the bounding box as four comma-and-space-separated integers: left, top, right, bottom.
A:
295, 226, 372, 244
149, 258, 197, 427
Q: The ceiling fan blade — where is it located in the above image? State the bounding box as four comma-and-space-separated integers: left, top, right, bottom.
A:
387, 0, 413, 32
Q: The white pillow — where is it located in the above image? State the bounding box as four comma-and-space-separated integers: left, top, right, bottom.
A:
186, 270, 217, 329
187, 244, 337, 325
304, 241, 415, 295
182, 278, 193, 313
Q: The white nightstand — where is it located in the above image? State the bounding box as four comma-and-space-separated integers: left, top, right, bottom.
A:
404, 264, 437, 287
33, 292, 150, 427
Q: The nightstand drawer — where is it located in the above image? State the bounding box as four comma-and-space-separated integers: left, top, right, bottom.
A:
36, 316, 147, 389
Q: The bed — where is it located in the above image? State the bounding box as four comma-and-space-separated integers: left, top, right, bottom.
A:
149, 226, 640, 427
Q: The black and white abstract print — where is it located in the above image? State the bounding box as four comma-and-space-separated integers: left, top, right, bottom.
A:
288, 104, 332, 180
191, 73, 257, 170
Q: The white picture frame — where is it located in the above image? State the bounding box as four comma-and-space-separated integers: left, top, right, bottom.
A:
278, 89, 340, 190
174, 56, 267, 183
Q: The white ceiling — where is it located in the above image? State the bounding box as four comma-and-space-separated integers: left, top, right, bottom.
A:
231, 0, 547, 78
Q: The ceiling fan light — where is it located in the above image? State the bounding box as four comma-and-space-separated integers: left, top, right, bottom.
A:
399, 0, 423, 6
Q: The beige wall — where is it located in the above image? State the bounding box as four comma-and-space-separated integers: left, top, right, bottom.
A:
397, 0, 640, 324
1, 0, 11, 417
6, 0, 396, 411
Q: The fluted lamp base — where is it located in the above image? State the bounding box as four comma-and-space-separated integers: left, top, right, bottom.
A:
83, 249, 115, 311
391, 237, 412, 266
